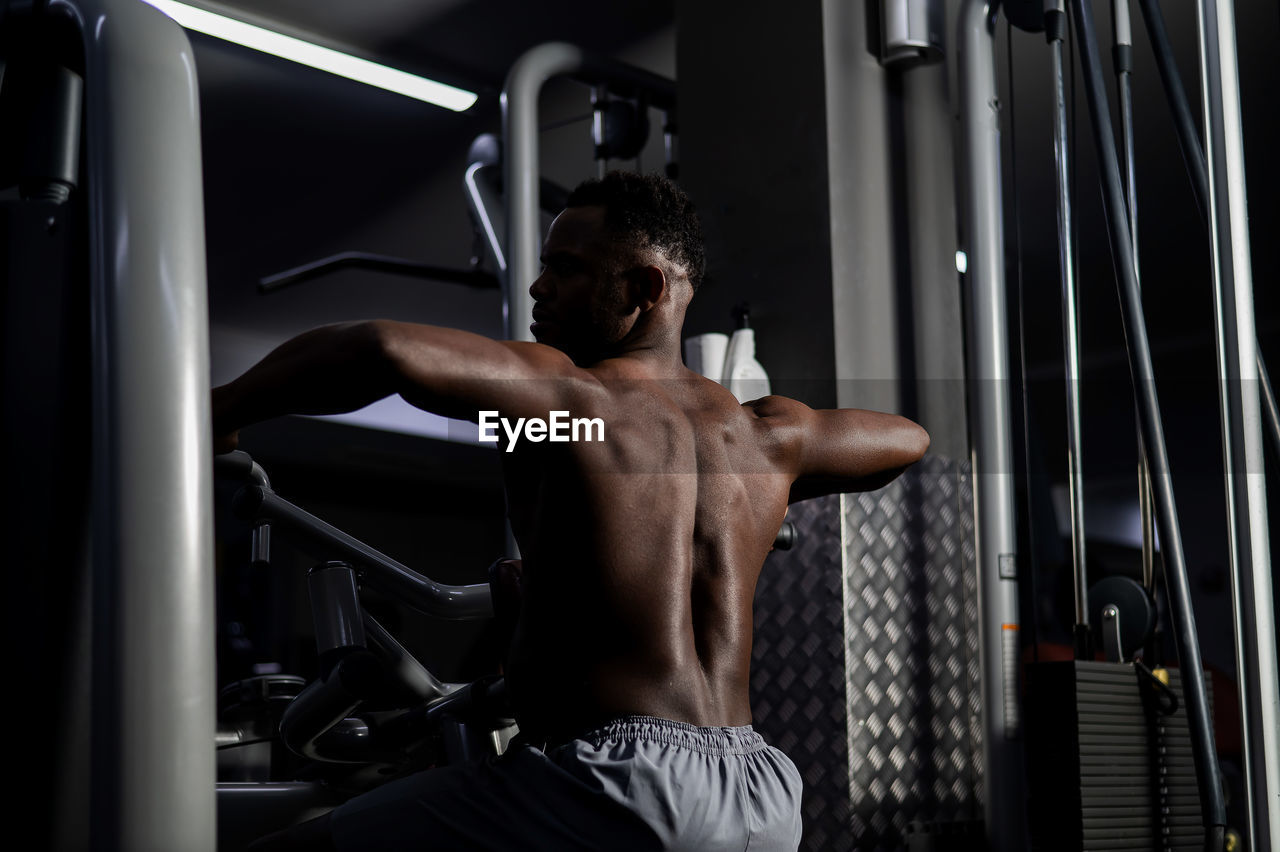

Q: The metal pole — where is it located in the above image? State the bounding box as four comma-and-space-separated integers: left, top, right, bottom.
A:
1194, 0, 1280, 846
501, 42, 586, 343
1112, 0, 1137, 271
46, 0, 216, 849
245, 487, 495, 620
1045, 0, 1090, 656
1135, 0, 1210, 225
957, 3, 1024, 848
1065, 1, 1226, 846
1111, 0, 1158, 600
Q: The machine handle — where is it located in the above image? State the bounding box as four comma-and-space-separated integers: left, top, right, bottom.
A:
279, 650, 380, 763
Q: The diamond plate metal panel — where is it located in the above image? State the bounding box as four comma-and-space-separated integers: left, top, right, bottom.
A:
752, 495, 850, 851
750, 456, 983, 851
844, 455, 983, 850
959, 460, 984, 812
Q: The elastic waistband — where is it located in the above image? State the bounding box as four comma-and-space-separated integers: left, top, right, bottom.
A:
576, 715, 767, 756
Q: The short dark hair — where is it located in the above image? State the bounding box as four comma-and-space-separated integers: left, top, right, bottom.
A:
566, 171, 706, 292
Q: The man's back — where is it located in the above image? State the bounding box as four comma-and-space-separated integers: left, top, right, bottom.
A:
225, 172, 928, 850
502, 358, 795, 739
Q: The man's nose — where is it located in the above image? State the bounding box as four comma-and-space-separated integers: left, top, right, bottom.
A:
529, 271, 552, 300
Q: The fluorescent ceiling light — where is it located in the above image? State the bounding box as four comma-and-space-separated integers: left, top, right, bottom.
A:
143, 0, 477, 112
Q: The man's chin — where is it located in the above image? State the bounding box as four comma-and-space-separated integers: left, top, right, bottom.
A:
535, 334, 578, 356
531, 328, 596, 363
533, 329, 563, 348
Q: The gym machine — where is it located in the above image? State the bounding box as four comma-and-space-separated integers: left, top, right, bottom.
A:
212, 451, 511, 850
1, 0, 215, 849
959, 0, 1276, 849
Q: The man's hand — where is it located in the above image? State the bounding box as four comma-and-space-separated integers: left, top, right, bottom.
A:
212, 383, 241, 454
214, 430, 240, 455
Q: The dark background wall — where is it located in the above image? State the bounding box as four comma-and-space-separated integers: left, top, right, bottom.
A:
676, 0, 839, 408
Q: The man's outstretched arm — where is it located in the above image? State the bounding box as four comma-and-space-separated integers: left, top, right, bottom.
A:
212, 320, 580, 450
749, 396, 930, 502
212, 322, 394, 447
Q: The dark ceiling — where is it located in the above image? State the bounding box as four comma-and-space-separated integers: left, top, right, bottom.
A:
201, 0, 675, 96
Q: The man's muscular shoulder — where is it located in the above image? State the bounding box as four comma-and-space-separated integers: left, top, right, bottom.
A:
737, 395, 813, 469
743, 394, 811, 421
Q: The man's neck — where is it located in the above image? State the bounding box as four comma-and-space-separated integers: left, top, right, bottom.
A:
580, 317, 687, 376
595, 324, 690, 367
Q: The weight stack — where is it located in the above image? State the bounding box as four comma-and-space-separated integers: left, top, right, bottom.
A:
1025, 661, 1212, 850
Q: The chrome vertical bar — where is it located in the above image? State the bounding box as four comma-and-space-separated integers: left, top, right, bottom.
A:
47, 0, 216, 849
957, 2, 1024, 848
1046, 0, 1089, 648
501, 42, 585, 343
1194, 0, 1280, 846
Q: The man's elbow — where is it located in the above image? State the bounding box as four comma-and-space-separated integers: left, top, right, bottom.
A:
866, 422, 928, 493
908, 421, 930, 463
888, 417, 929, 469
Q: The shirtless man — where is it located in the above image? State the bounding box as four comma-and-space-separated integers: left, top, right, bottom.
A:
219, 172, 928, 850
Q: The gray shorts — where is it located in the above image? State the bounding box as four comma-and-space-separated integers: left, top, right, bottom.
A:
329, 715, 803, 851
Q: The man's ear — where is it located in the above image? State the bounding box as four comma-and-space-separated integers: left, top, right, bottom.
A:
626, 264, 667, 311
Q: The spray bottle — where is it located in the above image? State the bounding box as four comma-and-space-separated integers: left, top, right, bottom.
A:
721, 303, 771, 403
